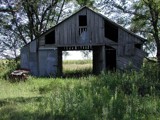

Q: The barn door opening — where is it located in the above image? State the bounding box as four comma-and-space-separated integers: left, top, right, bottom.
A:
105, 46, 116, 71
62, 50, 93, 77
58, 47, 93, 78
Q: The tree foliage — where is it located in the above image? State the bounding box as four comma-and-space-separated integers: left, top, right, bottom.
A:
75, 0, 94, 7
131, 0, 160, 63
0, 0, 72, 58
99, 0, 160, 64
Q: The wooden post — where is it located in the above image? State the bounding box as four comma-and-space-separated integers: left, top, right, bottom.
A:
102, 45, 106, 71
57, 48, 62, 76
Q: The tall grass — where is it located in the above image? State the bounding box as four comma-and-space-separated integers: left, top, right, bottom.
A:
0, 60, 160, 119
63, 59, 92, 78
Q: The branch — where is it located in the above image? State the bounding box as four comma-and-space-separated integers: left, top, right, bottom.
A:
113, 3, 146, 18
145, 56, 157, 63
0, 8, 12, 12
56, 0, 65, 24
40, 0, 58, 31
0, 0, 21, 12
5, 0, 28, 44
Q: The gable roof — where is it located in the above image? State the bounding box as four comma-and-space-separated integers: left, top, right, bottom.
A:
24, 6, 146, 48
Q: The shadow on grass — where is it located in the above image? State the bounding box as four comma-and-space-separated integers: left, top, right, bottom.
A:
63, 68, 93, 78
0, 96, 71, 120
0, 106, 70, 120
0, 96, 43, 107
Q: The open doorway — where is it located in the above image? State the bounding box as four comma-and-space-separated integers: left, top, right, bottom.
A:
105, 46, 116, 71
61, 49, 93, 78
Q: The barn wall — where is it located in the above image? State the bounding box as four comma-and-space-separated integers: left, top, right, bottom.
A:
87, 9, 104, 44
38, 48, 58, 76
21, 40, 38, 76
21, 45, 30, 69
117, 28, 146, 70
57, 48, 63, 76
38, 8, 106, 47
29, 41, 38, 75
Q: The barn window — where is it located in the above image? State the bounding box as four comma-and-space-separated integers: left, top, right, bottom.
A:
79, 15, 87, 26
104, 20, 118, 42
135, 44, 142, 49
45, 30, 55, 44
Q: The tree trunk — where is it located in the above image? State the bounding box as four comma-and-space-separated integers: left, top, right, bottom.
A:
157, 43, 160, 65
153, 29, 160, 65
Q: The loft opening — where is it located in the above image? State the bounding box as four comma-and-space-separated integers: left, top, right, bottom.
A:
104, 20, 118, 42
135, 44, 142, 49
79, 15, 87, 26
45, 30, 55, 44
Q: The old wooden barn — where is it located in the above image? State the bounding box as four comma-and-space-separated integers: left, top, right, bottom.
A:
20, 7, 147, 76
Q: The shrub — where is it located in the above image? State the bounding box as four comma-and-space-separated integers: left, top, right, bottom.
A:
0, 60, 20, 79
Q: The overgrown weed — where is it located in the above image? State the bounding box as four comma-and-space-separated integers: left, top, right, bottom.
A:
0, 60, 160, 119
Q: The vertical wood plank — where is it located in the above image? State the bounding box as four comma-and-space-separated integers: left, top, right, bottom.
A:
94, 14, 98, 43
99, 17, 103, 43
56, 27, 59, 45
92, 11, 96, 43
72, 16, 76, 44
67, 18, 70, 44
76, 13, 79, 44
89, 9, 94, 43
63, 22, 67, 45
60, 24, 64, 45
87, 9, 91, 43
102, 46, 106, 71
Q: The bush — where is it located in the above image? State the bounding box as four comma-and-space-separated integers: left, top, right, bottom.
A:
0, 60, 20, 79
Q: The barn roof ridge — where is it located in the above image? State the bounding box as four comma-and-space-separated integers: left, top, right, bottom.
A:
23, 6, 146, 48
87, 7, 146, 42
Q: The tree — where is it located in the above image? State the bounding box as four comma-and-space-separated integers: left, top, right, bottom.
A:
131, 0, 160, 64
62, 51, 69, 59
0, 0, 71, 58
99, 0, 160, 64
75, 0, 95, 7
81, 50, 92, 60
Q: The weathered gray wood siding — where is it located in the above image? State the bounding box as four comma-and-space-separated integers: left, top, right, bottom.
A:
38, 8, 143, 49
37, 7, 146, 71
117, 28, 146, 70
38, 8, 105, 47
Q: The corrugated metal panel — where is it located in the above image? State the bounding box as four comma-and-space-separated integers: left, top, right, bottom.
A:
38, 48, 58, 76
21, 46, 30, 69
29, 52, 38, 76
21, 42, 38, 76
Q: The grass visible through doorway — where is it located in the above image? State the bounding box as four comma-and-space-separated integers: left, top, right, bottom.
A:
63, 60, 92, 78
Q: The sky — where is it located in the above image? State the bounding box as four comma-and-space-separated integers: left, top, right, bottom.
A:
63, 51, 92, 60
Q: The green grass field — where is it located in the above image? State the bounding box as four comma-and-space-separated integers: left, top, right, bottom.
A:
63, 60, 92, 71
0, 60, 160, 120
63, 60, 92, 77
